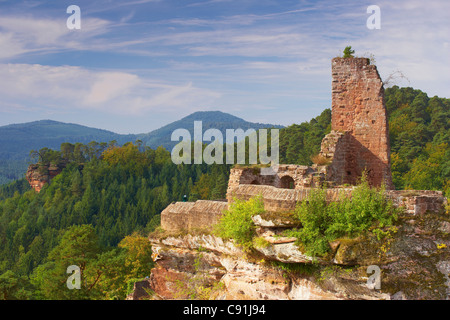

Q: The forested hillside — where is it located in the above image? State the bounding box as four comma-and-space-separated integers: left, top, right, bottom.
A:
136, 110, 284, 151
385, 86, 449, 194
0, 120, 135, 161
279, 108, 331, 165
0, 142, 230, 299
0, 120, 135, 185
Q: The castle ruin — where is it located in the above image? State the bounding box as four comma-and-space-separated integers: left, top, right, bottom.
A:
327, 57, 393, 189
161, 57, 445, 233
148, 57, 448, 301
225, 57, 394, 200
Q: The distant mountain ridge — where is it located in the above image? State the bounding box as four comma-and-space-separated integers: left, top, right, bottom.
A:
0, 119, 134, 160
137, 111, 284, 150
0, 111, 283, 160
0, 111, 283, 184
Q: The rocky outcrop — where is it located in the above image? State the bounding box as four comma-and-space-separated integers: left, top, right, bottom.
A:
26, 163, 66, 192
144, 202, 449, 300
148, 171, 448, 300
381, 211, 450, 299
147, 234, 392, 300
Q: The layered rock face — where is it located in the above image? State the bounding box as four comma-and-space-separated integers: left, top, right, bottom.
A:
147, 234, 391, 300
150, 179, 449, 300
146, 187, 448, 300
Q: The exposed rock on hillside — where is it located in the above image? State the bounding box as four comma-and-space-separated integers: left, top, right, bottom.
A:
26, 163, 66, 192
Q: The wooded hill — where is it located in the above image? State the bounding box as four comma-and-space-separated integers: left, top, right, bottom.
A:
0, 111, 282, 185
0, 142, 231, 299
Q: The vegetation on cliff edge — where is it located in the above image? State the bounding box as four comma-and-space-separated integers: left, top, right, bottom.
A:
286, 175, 402, 257
214, 176, 402, 259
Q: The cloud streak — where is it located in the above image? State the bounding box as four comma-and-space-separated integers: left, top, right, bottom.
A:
0, 14, 113, 60
0, 63, 221, 116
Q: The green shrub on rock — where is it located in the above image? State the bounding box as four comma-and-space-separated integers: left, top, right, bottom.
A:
214, 195, 264, 250
290, 175, 401, 257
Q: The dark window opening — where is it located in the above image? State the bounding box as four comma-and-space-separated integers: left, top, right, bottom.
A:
280, 176, 295, 189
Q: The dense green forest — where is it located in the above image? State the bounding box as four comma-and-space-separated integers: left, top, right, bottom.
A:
385, 86, 449, 194
0, 86, 448, 299
137, 110, 284, 151
0, 120, 134, 185
0, 142, 230, 299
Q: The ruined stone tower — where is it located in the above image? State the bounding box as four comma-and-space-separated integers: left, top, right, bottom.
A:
327, 57, 394, 189
226, 57, 395, 192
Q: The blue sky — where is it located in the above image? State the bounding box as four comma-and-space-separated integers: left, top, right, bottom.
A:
0, 0, 449, 134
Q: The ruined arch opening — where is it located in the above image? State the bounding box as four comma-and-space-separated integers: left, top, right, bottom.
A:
280, 176, 295, 189
250, 180, 260, 185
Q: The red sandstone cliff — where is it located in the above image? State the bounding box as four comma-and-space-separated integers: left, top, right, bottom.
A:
26, 163, 66, 192
143, 187, 448, 300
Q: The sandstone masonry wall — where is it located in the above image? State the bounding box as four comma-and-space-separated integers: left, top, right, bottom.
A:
226, 165, 327, 201
229, 184, 351, 212
230, 184, 447, 215
386, 190, 448, 216
330, 57, 393, 189
160, 186, 447, 235
161, 200, 228, 232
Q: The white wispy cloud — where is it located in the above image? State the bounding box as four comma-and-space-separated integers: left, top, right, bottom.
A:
0, 63, 221, 115
0, 14, 113, 59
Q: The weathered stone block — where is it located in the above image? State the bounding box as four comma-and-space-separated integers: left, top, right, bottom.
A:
160, 201, 228, 233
